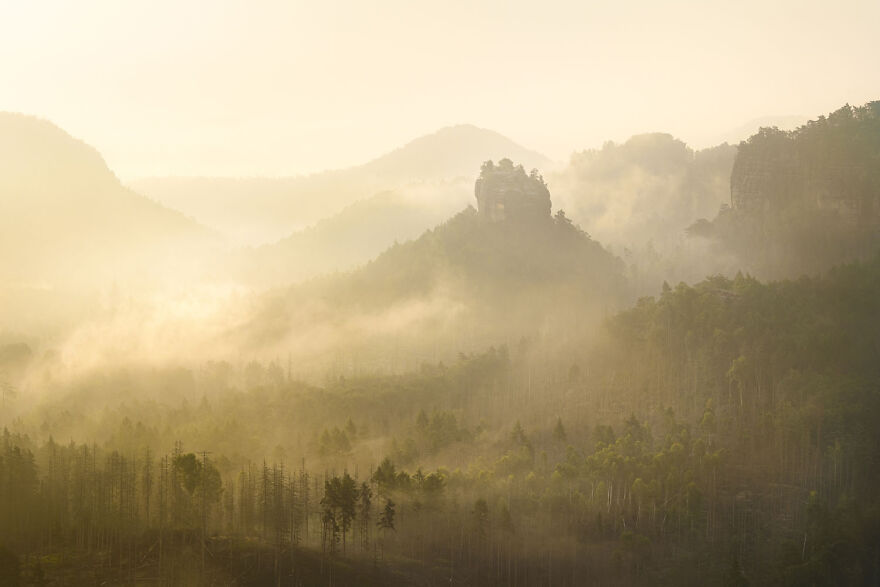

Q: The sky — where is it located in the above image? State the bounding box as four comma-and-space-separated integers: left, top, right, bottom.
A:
1, 0, 878, 180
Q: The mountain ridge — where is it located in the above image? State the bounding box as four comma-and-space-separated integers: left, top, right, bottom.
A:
128, 125, 550, 246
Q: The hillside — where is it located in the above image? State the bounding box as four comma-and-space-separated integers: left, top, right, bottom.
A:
690, 101, 880, 278
242, 161, 625, 370
6, 255, 879, 585
130, 125, 550, 246
239, 189, 466, 287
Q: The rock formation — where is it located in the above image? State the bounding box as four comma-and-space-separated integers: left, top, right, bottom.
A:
474, 158, 551, 223
729, 105, 880, 230
702, 102, 880, 278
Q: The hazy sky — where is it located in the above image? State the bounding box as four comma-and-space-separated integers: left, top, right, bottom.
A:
2, 0, 878, 179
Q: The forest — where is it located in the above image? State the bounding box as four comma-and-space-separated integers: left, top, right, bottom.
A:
2, 251, 880, 584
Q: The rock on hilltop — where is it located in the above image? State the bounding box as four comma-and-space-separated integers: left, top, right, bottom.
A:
475, 158, 551, 223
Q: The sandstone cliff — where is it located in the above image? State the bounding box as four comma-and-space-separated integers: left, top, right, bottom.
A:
703, 101, 880, 277
474, 158, 551, 223
730, 103, 880, 229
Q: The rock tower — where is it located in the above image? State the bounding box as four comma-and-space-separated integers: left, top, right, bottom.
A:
475, 158, 551, 223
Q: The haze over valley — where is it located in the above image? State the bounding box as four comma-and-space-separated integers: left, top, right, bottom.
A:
1, 2, 879, 585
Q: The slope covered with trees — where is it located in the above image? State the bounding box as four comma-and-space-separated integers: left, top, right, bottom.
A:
238, 188, 469, 287
242, 164, 626, 372
2, 253, 879, 584
689, 101, 880, 278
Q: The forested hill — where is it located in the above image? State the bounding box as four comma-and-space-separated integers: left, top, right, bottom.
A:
598, 256, 880, 447
689, 101, 880, 278
243, 162, 626, 367
312, 206, 621, 310
582, 254, 880, 583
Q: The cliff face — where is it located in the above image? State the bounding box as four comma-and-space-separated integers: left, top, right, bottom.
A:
474, 159, 551, 223
729, 132, 800, 214
710, 102, 880, 278
730, 105, 880, 229
808, 165, 880, 225
732, 158, 880, 228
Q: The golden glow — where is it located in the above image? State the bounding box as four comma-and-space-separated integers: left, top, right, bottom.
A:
1, 0, 878, 179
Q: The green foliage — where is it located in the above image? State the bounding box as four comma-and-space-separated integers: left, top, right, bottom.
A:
3, 238, 880, 584
593, 424, 616, 448
321, 472, 359, 553
172, 452, 222, 501
472, 498, 490, 537
372, 458, 399, 495
396, 409, 472, 462
553, 417, 567, 443
317, 427, 352, 457
377, 499, 396, 531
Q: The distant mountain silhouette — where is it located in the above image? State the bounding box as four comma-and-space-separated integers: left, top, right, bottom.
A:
359, 124, 550, 180
0, 112, 218, 288
130, 125, 549, 246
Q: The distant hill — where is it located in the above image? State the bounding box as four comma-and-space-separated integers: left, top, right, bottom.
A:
240, 162, 624, 369
130, 125, 550, 246
361, 124, 550, 180
0, 112, 221, 332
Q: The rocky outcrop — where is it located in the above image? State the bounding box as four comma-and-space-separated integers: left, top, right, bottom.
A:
474, 158, 551, 223
730, 140, 801, 214
731, 149, 880, 226
730, 106, 880, 230
705, 102, 880, 279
